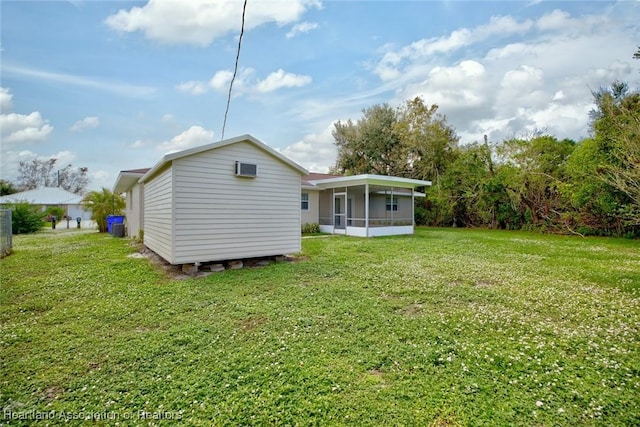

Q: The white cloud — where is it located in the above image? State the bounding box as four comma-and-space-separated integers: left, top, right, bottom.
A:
90, 170, 112, 190
535, 8, 610, 34
256, 69, 312, 93
2, 65, 156, 98
50, 150, 77, 166
175, 80, 209, 96
535, 9, 572, 31
208, 70, 234, 93
374, 15, 533, 81
209, 68, 254, 94
0, 87, 13, 112
0, 111, 53, 144
398, 60, 489, 116
368, 5, 639, 145
0, 150, 39, 181
70, 116, 99, 132
529, 102, 593, 137
501, 65, 544, 90
176, 68, 254, 95
286, 21, 318, 39
106, 0, 322, 46
159, 125, 214, 154
130, 139, 149, 149
177, 67, 310, 96
495, 65, 548, 114
279, 122, 337, 173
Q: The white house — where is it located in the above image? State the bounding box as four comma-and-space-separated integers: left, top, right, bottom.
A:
0, 187, 92, 221
114, 134, 308, 265
301, 174, 431, 237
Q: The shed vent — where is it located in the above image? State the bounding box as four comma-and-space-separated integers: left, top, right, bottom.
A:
235, 161, 258, 177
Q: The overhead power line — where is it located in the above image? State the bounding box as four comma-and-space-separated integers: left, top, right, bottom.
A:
221, 0, 248, 141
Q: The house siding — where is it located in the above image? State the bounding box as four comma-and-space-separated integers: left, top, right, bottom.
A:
143, 166, 174, 263
301, 189, 319, 226
125, 183, 144, 238
67, 204, 92, 221
172, 141, 301, 264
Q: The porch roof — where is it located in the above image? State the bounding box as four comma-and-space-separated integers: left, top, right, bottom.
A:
113, 168, 150, 194
307, 174, 432, 190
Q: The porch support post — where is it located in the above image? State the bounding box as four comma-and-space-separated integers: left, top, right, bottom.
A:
365, 183, 369, 237
345, 186, 349, 235
411, 188, 415, 232
331, 188, 335, 227
391, 187, 394, 227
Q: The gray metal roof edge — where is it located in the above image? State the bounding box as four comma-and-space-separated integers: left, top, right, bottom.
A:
139, 134, 308, 184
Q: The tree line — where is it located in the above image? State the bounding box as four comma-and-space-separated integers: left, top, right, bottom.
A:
331, 79, 639, 238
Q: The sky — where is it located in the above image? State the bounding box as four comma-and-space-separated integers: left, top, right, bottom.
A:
1, 0, 639, 192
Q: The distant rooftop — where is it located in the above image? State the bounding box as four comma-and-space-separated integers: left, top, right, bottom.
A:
0, 186, 83, 205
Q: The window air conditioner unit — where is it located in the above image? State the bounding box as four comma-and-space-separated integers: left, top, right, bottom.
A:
235, 161, 258, 177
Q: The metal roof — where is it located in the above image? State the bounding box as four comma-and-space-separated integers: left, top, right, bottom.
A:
113, 169, 149, 194
307, 174, 432, 189
139, 134, 308, 184
0, 187, 84, 205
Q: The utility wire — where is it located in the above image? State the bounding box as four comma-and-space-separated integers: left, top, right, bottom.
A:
221, 0, 248, 141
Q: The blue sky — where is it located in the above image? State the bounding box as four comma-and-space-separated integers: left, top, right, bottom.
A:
1, 0, 639, 191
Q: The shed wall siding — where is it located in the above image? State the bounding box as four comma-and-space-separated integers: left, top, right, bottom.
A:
143, 167, 174, 263
125, 183, 144, 238
173, 141, 301, 264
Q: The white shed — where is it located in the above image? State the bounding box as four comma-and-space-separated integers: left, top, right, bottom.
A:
138, 134, 308, 265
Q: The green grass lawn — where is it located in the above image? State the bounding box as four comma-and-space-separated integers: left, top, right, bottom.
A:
1, 228, 639, 426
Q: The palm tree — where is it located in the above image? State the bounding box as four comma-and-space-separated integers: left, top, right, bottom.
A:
81, 188, 125, 233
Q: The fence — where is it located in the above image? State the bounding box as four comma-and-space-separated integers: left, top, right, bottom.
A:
0, 209, 12, 258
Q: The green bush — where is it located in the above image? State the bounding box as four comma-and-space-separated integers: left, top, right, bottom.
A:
81, 188, 125, 233
44, 206, 65, 221
301, 222, 320, 234
7, 202, 45, 234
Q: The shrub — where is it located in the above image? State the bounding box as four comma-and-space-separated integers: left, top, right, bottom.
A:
44, 206, 65, 221
302, 222, 320, 234
7, 202, 45, 234
81, 188, 125, 233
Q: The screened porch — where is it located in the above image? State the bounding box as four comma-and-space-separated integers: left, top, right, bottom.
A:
316, 184, 423, 237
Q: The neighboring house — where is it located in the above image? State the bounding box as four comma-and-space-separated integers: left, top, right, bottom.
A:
0, 186, 92, 220
114, 134, 308, 265
302, 174, 431, 237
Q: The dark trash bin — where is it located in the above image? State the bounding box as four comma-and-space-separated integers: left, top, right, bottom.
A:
112, 223, 125, 238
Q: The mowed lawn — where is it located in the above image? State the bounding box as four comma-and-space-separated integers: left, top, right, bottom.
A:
1, 228, 639, 426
